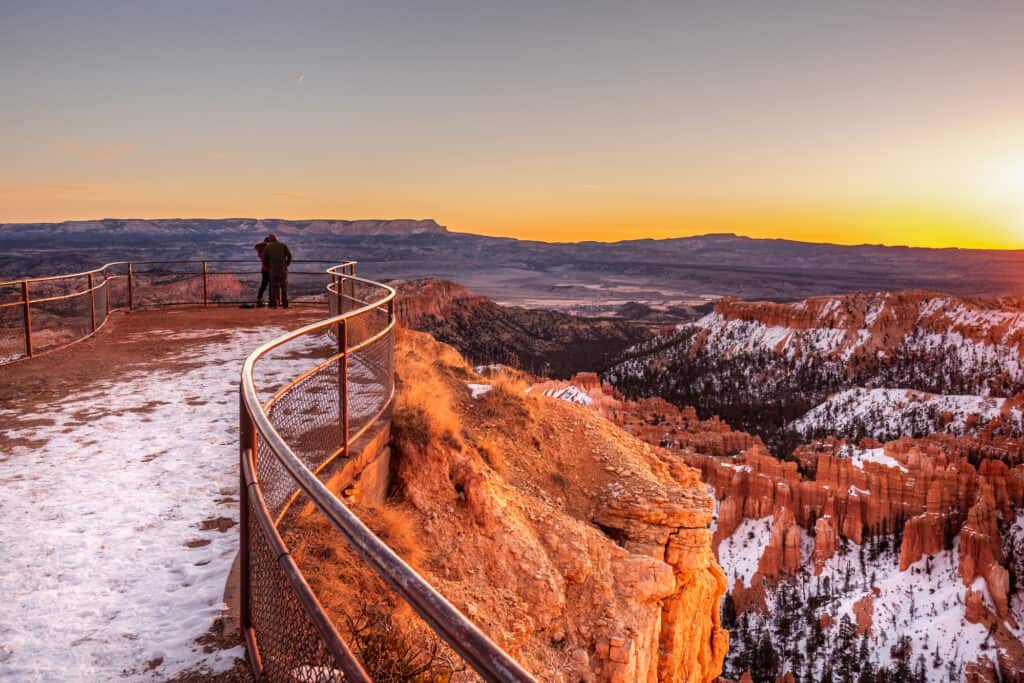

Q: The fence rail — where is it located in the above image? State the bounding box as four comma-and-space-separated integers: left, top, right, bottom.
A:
0, 259, 354, 366
1, 259, 534, 682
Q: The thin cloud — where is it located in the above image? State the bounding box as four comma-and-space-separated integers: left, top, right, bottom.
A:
272, 191, 313, 199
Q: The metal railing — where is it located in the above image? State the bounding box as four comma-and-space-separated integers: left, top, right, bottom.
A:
1, 258, 534, 681
240, 264, 535, 682
0, 259, 351, 366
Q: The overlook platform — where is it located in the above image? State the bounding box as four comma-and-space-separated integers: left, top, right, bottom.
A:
0, 307, 319, 680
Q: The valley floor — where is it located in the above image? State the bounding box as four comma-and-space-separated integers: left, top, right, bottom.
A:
0, 308, 320, 681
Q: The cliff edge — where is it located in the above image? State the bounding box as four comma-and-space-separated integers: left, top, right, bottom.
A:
291, 329, 727, 682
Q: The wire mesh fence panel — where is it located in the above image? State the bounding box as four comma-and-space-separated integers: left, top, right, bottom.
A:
248, 492, 353, 683
0, 295, 26, 363
281, 489, 483, 683
94, 277, 109, 322
286, 272, 332, 305
27, 289, 94, 355
104, 271, 130, 311
0, 281, 22, 306
266, 363, 345, 474
347, 330, 395, 441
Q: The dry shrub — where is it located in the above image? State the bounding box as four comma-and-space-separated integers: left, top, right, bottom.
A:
355, 503, 425, 569
476, 368, 533, 423
475, 432, 507, 475
288, 501, 454, 681
341, 603, 465, 682
391, 371, 462, 449
489, 368, 530, 397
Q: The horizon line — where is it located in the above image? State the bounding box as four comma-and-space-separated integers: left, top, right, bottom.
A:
1, 215, 1022, 252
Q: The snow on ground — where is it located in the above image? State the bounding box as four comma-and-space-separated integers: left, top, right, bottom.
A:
716, 517, 773, 591
791, 387, 1020, 441
718, 510, 998, 680
707, 485, 719, 533
837, 444, 909, 473
466, 383, 493, 399
811, 535, 987, 680
623, 296, 1024, 386
541, 385, 593, 406
0, 326, 332, 681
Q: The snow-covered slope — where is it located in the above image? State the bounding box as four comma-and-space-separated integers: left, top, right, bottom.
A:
791, 388, 1023, 441
605, 291, 1024, 447
719, 518, 997, 681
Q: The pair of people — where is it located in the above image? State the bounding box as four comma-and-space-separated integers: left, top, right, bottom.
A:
254, 234, 292, 308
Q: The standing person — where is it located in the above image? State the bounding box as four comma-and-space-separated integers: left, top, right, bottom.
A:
253, 235, 272, 306
261, 234, 293, 308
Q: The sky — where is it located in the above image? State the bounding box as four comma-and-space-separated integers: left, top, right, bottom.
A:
2, 1, 1023, 248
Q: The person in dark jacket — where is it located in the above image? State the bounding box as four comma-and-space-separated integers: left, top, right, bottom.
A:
261, 234, 293, 308
254, 236, 272, 305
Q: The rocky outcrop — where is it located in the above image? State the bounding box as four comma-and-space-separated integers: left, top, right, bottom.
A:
295, 329, 727, 682
812, 515, 837, 574
959, 484, 1015, 626
852, 589, 877, 636
527, 375, 764, 460
755, 508, 801, 578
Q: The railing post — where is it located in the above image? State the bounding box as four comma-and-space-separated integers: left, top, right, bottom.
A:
334, 274, 342, 315
202, 261, 209, 307
127, 263, 134, 311
103, 269, 110, 320
21, 280, 32, 358
239, 394, 255, 664
88, 272, 97, 333
340, 317, 349, 454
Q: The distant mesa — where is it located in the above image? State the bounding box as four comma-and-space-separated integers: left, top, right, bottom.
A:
0, 217, 449, 236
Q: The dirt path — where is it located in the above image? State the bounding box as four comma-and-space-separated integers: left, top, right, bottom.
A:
0, 307, 321, 681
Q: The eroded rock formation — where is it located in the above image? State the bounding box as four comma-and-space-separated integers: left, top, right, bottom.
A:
292, 330, 727, 682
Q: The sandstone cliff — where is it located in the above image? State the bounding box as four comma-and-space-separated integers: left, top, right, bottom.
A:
291, 330, 727, 682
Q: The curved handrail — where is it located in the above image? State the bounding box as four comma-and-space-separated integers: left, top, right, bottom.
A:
0, 259, 356, 367
240, 267, 535, 681
2, 256, 535, 680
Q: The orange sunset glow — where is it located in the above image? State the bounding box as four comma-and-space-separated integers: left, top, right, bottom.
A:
3, 3, 1023, 249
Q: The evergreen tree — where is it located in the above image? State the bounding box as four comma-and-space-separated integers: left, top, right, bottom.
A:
752, 630, 780, 683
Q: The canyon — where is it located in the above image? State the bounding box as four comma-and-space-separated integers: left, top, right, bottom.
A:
387, 282, 1024, 680
394, 279, 652, 377
531, 370, 1024, 681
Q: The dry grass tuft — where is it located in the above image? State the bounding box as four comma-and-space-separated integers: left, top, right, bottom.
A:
474, 368, 534, 424
488, 369, 530, 398
391, 371, 462, 449
474, 432, 507, 475
356, 503, 426, 569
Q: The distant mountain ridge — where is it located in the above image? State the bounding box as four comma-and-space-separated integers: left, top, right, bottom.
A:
5, 218, 1024, 306
0, 217, 448, 237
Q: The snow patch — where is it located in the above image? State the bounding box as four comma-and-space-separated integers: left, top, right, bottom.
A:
717, 517, 773, 591
0, 327, 317, 680
542, 385, 593, 406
